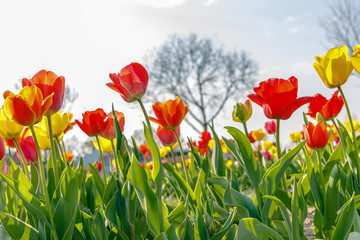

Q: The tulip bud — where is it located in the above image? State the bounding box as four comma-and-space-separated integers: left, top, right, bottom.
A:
232, 100, 252, 123
351, 44, 360, 74
264, 121, 276, 134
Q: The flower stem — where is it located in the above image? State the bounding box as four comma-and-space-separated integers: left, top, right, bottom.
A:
137, 99, 153, 136
46, 116, 59, 185
29, 126, 58, 240
242, 122, 249, 138
170, 145, 179, 171
95, 135, 107, 186
338, 86, 360, 183
173, 129, 190, 183
13, 138, 30, 179
55, 137, 66, 163
316, 150, 325, 195
110, 139, 120, 176
276, 118, 287, 190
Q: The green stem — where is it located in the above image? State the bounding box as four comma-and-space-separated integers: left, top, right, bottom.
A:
13, 138, 30, 179
29, 126, 58, 240
242, 122, 249, 138
173, 129, 190, 183
95, 135, 107, 186
170, 146, 179, 171
46, 116, 59, 184
55, 137, 66, 163
110, 139, 120, 177
276, 119, 287, 190
316, 150, 325, 195
137, 99, 153, 136
107, 153, 113, 175
338, 86, 360, 182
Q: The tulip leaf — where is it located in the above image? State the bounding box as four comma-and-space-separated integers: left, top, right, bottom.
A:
236, 218, 283, 240
225, 126, 260, 188
89, 163, 105, 198
210, 126, 225, 177
0, 212, 39, 240
210, 207, 238, 240
291, 180, 300, 240
167, 202, 186, 225
332, 194, 355, 240
91, 211, 107, 240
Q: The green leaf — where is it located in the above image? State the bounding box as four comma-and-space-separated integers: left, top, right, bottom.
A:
0, 224, 10, 240
167, 202, 186, 225
0, 212, 39, 240
154, 232, 168, 240
210, 126, 225, 177
53, 166, 79, 240
89, 163, 105, 198
225, 126, 260, 187
348, 232, 360, 240
236, 218, 283, 240
332, 194, 355, 240
210, 207, 238, 240
291, 180, 300, 240
220, 224, 237, 240
91, 211, 107, 240
103, 176, 117, 206
196, 208, 209, 240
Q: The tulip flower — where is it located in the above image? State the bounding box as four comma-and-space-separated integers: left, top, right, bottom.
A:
0, 137, 4, 160
262, 151, 271, 161
289, 132, 304, 143
155, 125, 179, 147
3, 86, 53, 126
261, 141, 274, 151
303, 122, 329, 150
149, 96, 188, 130
92, 137, 115, 154
232, 100, 252, 123
264, 121, 276, 135
193, 130, 212, 155
66, 151, 74, 162
139, 143, 151, 161
226, 160, 233, 168
0, 109, 24, 139
75, 108, 107, 137
101, 111, 125, 140
345, 119, 360, 133
2, 160, 7, 175
16, 136, 38, 165
159, 147, 170, 158
313, 45, 353, 88
38, 111, 73, 138
107, 62, 149, 103
22, 70, 65, 116
351, 44, 360, 74
248, 131, 255, 143
307, 91, 343, 120
97, 161, 102, 172
251, 129, 266, 141
248, 77, 312, 120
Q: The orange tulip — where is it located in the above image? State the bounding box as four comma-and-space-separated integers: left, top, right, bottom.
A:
3, 86, 53, 126
303, 121, 329, 150
155, 125, 179, 147
149, 96, 188, 130
22, 69, 65, 116
100, 111, 125, 140
107, 62, 149, 103
75, 108, 107, 137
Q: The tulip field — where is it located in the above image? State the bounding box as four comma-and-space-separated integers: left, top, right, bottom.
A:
0, 45, 360, 240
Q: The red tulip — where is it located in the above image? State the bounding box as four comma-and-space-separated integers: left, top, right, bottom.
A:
75, 109, 107, 137
264, 121, 276, 134
193, 131, 212, 155
307, 90, 344, 120
248, 131, 255, 143
16, 136, 38, 165
155, 126, 179, 147
303, 122, 329, 149
0, 137, 4, 160
101, 111, 125, 140
97, 161, 102, 172
107, 62, 149, 103
139, 143, 151, 161
22, 70, 65, 116
248, 77, 312, 120
149, 96, 188, 130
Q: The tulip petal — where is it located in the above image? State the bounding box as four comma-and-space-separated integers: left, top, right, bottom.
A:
281, 96, 313, 120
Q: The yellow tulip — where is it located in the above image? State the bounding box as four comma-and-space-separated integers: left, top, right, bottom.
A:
252, 129, 266, 141
220, 139, 230, 153
351, 44, 360, 74
93, 137, 115, 154
289, 132, 303, 143
268, 145, 277, 158
313, 45, 353, 88
232, 100, 252, 123
226, 160, 233, 168
261, 141, 274, 151
345, 119, 360, 133
160, 147, 170, 158
208, 139, 214, 150
176, 162, 182, 169
39, 111, 73, 138
34, 127, 63, 150
0, 109, 24, 139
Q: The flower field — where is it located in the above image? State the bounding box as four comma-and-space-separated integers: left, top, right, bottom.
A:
0, 45, 360, 240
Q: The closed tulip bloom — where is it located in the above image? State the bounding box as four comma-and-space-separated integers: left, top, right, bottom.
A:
0, 109, 24, 139
264, 121, 276, 134
303, 122, 329, 150
33, 127, 63, 150
313, 45, 353, 88
101, 111, 125, 140
248, 77, 312, 120
307, 91, 343, 120
16, 136, 38, 165
22, 70, 65, 116
261, 141, 274, 151
66, 151, 74, 162
0, 137, 4, 160
92, 137, 115, 154
149, 96, 188, 130
97, 161, 102, 172
232, 100, 252, 123
155, 126, 179, 147
75, 108, 107, 137
107, 62, 149, 103
251, 129, 266, 141
345, 119, 360, 133
160, 147, 170, 158
3, 86, 53, 126
289, 132, 303, 143
39, 111, 72, 138
248, 131, 255, 143
351, 44, 360, 74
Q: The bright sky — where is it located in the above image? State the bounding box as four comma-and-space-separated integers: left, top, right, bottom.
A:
1, 0, 359, 146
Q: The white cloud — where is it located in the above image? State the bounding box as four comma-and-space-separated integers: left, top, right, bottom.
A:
120, 0, 188, 8
283, 12, 310, 24
264, 30, 273, 37
202, 0, 218, 6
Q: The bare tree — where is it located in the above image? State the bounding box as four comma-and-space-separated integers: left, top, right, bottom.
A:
320, 0, 360, 52
145, 33, 258, 133
61, 85, 79, 113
